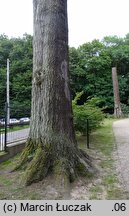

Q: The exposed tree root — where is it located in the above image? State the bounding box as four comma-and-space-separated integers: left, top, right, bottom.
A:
24, 145, 52, 186
13, 139, 36, 171
14, 138, 97, 186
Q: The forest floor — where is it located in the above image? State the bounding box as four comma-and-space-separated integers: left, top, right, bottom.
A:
0, 118, 129, 200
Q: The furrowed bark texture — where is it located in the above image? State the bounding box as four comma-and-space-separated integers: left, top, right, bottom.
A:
112, 67, 122, 118
31, 0, 76, 146
17, 0, 94, 186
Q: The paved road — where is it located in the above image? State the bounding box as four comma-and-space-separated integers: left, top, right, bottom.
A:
113, 119, 129, 194
0, 128, 29, 150
7, 128, 29, 144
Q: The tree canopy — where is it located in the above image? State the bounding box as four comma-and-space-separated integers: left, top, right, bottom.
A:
1, 33, 129, 117
0, 34, 33, 117
70, 35, 129, 114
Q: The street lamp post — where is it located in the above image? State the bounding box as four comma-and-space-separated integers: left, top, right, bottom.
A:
7, 58, 10, 125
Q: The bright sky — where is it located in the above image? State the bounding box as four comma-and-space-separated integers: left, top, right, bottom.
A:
0, 0, 129, 47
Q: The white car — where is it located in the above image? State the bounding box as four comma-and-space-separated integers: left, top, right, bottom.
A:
9, 118, 20, 124
19, 117, 30, 123
0, 119, 5, 125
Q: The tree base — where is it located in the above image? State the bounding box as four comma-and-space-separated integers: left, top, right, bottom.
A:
14, 138, 96, 186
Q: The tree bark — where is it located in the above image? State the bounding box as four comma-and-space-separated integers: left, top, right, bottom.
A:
15, 0, 94, 186
112, 67, 122, 118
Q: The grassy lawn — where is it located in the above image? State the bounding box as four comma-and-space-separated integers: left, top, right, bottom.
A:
76, 118, 128, 199
0, 125, 29, 133
0, 118, 128, 199
7, 125, 29, 132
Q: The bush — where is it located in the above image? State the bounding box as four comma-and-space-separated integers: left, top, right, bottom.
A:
121, 103, 129, 117
72, 92, 105, 135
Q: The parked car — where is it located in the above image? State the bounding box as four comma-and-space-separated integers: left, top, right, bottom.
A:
0, 119, 5, 125
9, 118, 20, 124
19, 117, 30, 123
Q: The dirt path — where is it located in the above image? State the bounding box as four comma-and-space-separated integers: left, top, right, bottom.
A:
113, 118, 129, 194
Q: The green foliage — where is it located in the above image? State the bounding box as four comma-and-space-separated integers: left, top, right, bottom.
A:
69, 35, 129, 113
121, 103, 129, 117
72, 92, 105, 134
69, 39, 113, 110
0, 34, 32, 117
1, 33, 129, 118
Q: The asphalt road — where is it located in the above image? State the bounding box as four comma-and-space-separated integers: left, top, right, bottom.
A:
7, 128, 30, 144
0, 128, 30, 150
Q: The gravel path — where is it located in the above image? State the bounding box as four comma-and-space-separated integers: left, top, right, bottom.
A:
113, 119, 129, 194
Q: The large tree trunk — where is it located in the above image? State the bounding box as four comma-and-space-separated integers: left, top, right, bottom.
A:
16, 0, 94, 186
112, 67, 122, 118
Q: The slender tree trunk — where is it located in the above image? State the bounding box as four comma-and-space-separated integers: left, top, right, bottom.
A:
15, 0, 94, 186
112, 67, 122, 118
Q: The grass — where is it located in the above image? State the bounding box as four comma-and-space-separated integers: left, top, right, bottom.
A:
90, 118, 115, 156
0, 118, 128, 199
0, 125, 29, 134
86, 118, 127, 199
0, 151, 7, 156
89, 185, 104, 199
76, 118, 128, 199
7, 125, 29, 132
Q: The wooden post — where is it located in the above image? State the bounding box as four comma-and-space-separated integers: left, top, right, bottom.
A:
112, 67, 122, 118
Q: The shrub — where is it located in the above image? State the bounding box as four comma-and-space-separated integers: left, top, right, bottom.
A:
72, 92, 105, 135
121, 103, 129, 117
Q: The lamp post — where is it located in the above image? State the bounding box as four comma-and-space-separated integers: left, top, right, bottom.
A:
7, 58, 10, 125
